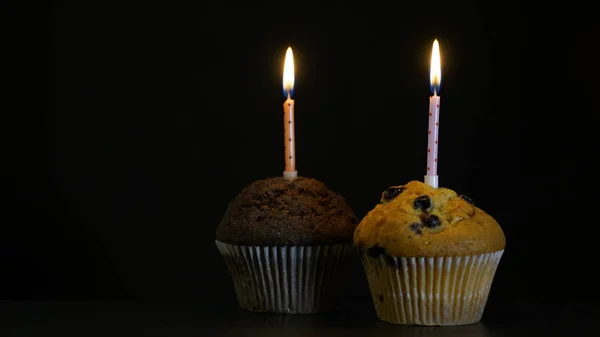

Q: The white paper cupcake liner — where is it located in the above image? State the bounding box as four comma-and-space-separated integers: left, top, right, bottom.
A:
360, 250, 504, 326
216, 240, 354, 314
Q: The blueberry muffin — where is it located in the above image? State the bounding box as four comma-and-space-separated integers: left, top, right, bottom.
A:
354, 180, 505, 325
216, 176, 358, 314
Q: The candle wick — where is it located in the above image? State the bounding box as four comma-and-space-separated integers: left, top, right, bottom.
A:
433, 88, 437, 96
286, 91, 291, 100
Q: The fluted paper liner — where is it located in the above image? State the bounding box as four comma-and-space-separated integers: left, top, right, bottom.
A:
360, 250, 504, 326
216, 241, 353, 314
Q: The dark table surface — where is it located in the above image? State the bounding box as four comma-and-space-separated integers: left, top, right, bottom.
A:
0, 299, 597, 336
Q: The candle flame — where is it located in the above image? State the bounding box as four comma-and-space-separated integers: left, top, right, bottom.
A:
283, 46, 294, 98
430, 39, 441, 94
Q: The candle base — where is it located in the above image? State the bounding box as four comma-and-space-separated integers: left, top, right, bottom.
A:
284, 171, 298, 180
424, 175, 438, 188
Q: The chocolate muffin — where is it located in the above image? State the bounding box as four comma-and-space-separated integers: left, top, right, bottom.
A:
215, 176, 358, 314
216, 177, 357, 246
354, 180, 506, 326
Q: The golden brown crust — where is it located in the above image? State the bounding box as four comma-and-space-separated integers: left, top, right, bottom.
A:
353, 181, 505, 257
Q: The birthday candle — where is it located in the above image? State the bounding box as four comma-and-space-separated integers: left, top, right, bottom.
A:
282, 47, 297, 180
425, 39, 441, 188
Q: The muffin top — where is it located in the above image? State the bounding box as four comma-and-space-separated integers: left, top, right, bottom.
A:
216, 177, 358, 246
353, 180, 505, 257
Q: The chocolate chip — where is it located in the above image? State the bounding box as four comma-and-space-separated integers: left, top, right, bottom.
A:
381, 186, 405, 202
423, 214, 441, 228
413, 195, 431, 210
378, 294, 384, 303
459, 195, 474, 205
367, 245, 386, 258
409, 223, 423, 235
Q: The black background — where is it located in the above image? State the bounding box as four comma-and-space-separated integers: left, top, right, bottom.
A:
5, 0, 600, 313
